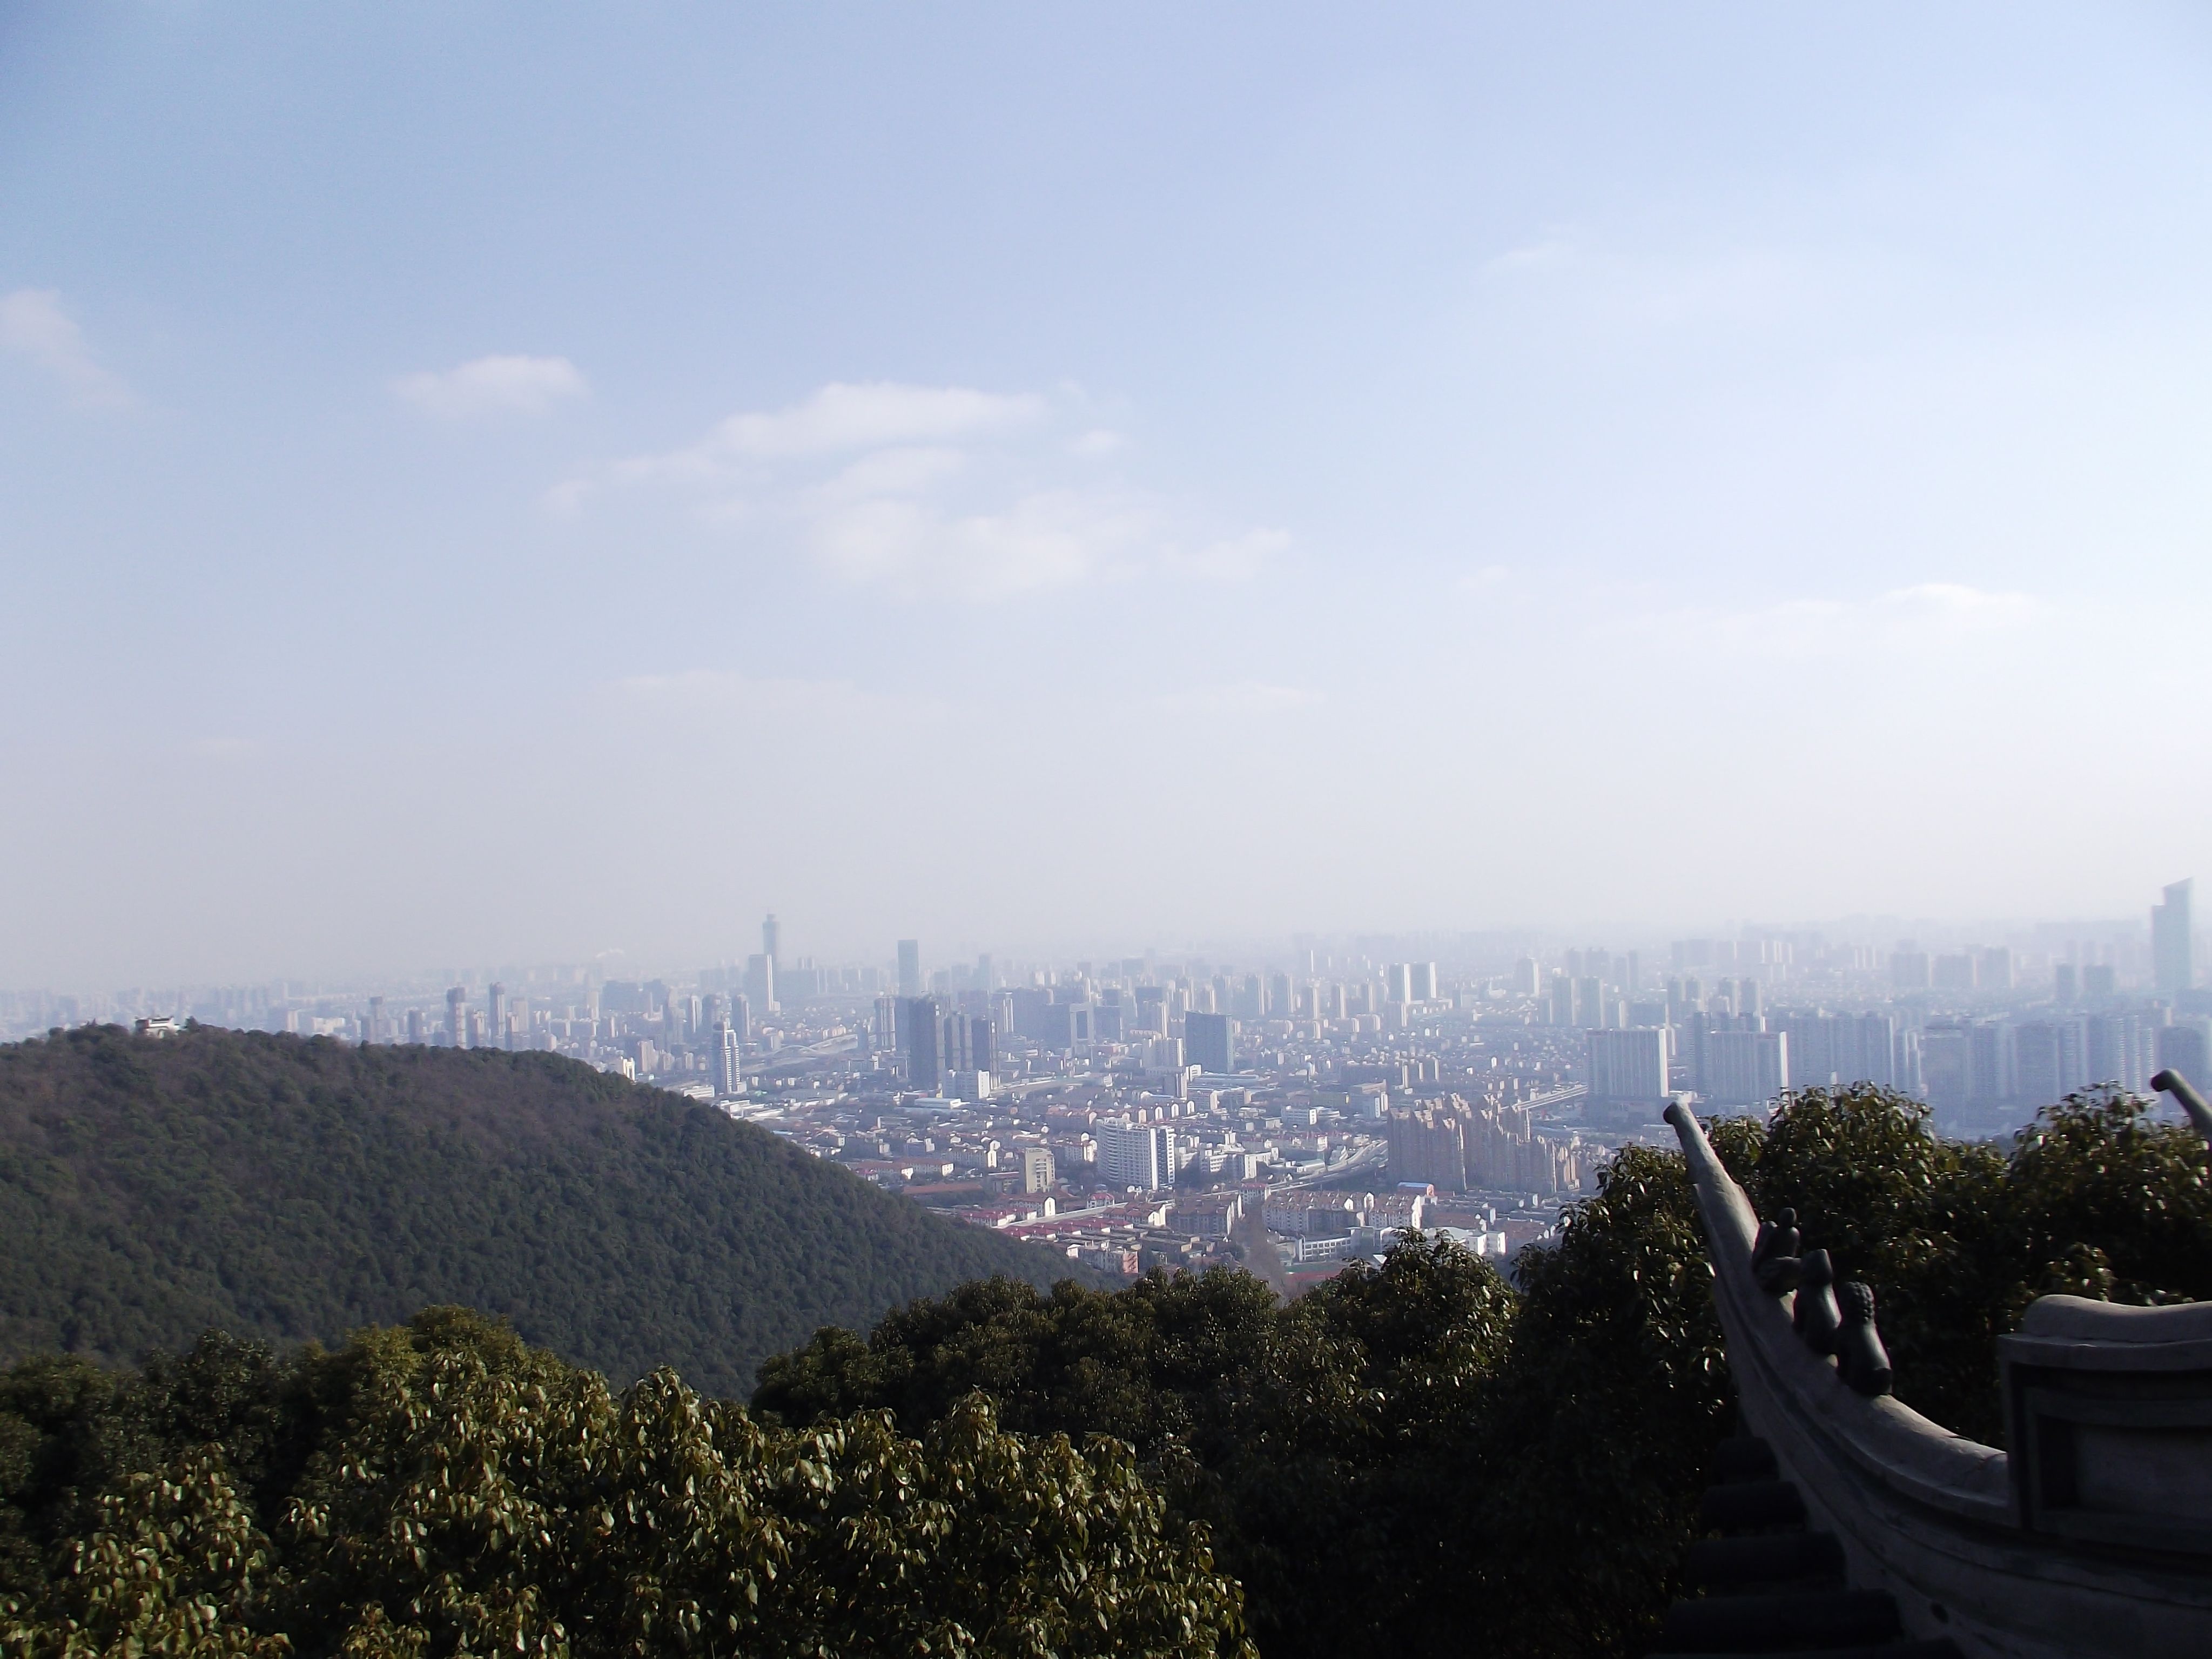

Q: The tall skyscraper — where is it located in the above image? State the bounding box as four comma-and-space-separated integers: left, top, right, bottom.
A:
1384, 963, 1413, 1005
1409, 962, 1437, 1002
744, 953, 776, 1015
900, 995, 944, 1092
446, 985, 467, 1048
1185, 1011, 1235, 1074
897, 939, 923, 997
2154, 879, 2195, 996
710, 1022, 742, 1097
487, 983, 507, 1040
762, 913, 780, 968
406, 1008, 425, 1045
366, 995, 387, 1044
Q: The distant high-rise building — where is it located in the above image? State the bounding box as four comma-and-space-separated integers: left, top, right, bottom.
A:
2154, 879, 2195, 996
406, 1008, 425, 1045
1409, 962, 1437, 1002
1098, 1121, 1173, 1191
897, 939, 922, 997
2083, 963, 2119, 999
1186, 1011, 1235, 1074
446, 986, 467, 1048
1979, 948, 2014, 992
1577, 975, 1603, 1027
2018, 1019, 2087, 1107
1703, 1030, 1789, 1107
710, 1022, 743, 1097
1891, 950, 1932, 991
729, 993, 751, 1043
1384, 963, 1413, 1005
744, 954, 776, 1015
976, 953, 994, 991
1932, 953, 1978, 992
1270, 971, 1294, 1017
488, 983, 507, 1040
2086, 1013, 2153, 1092
1586, 1027, 1671, 1110
1511, 957, 1541, 997
1020, 1146, 1056, 1194
2053, 963, 2079, 1004
901, 995, 944, 1092
1240, 973, 1267, 1018
1739, 977, 1761, 1018
367, 995, 387, 1044
1134, 984, 1169, 1033
762, 913, 780, 968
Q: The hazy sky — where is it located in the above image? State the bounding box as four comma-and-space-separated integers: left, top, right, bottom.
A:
5, 3, 2212, 984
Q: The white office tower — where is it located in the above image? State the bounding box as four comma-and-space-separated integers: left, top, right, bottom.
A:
1099, 1121, 1174, 1191
710, 1022, 742, 1098
1587, 1026, 1671, 1106
1704, 1031, 1790, 1107
2154, 879, 2195, 995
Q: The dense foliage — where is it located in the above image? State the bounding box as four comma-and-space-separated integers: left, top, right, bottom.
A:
0, 1026, 1082, 1395
1739, 1083, 2212, 1442
0, 1308, 1248, 1657
757, 1141, 1738, 1659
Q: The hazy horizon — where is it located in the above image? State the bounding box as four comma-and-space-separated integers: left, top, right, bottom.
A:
8, 4, 2212, 986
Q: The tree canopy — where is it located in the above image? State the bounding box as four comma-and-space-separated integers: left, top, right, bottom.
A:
0, 1025, 1084, 1396
0, 1308, 1248, 1657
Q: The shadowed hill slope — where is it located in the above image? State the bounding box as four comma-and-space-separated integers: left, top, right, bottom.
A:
0, 1024, 1081, 1394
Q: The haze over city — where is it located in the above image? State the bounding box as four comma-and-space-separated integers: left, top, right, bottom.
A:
8, 4, 2212, 987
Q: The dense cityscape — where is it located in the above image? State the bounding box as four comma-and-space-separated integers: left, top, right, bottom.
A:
6, 879, 2200, 1288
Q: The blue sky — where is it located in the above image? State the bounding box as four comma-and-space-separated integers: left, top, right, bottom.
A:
5, 3, 2211, 982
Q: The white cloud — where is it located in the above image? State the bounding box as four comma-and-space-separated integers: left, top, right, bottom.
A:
1070, 427, 1126, 458
627, 382, 1043, 481
392, 354, 587, 418
0, 289, 136, 409
569, 380, 1276, 602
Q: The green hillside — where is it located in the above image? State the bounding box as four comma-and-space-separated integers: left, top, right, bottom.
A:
0, 1024, 1079, 1394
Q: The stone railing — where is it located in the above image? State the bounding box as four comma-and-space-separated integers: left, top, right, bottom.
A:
1664, 1099, 2212, 1658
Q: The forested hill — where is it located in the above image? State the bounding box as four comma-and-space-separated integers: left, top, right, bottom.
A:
0, 1024, 1078, 1394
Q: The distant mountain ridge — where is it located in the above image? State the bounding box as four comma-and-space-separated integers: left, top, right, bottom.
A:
0, 1024, 1079, 1394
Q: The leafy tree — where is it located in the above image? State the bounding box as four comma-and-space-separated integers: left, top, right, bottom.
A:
1746, 1085, 2212, 1442
2, 1309, 1252, 1659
